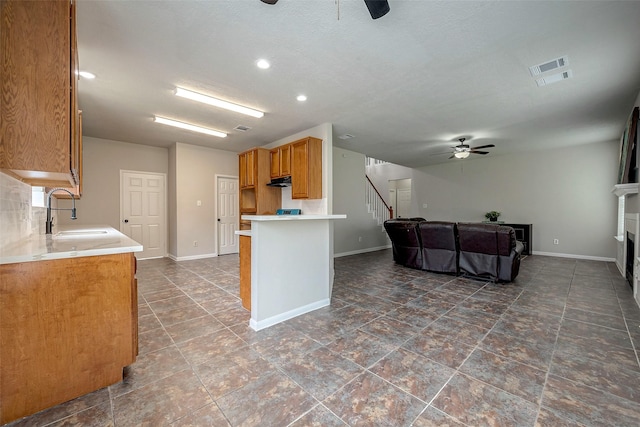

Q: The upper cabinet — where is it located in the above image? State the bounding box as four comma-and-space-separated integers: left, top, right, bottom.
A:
270, 144, 291, 179
238, 148, 281, 229
291, 137, 322, 200
1, 0, 81, 188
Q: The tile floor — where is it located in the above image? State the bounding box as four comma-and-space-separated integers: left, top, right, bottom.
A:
5, 250, 640, 426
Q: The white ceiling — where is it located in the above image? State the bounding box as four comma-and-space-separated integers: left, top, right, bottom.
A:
76, 0, 640, 168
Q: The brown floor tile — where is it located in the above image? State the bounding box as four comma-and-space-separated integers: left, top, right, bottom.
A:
432, 373, 538, 426
109, 345, 189, 397
541, 374, 640, 426
370, 347, 456, 402
325, 329, 398, 368
289, 404, 348, 427
112, 370, 212, 426
169, 403, 231, 427
459, 348, 547, 404
402, 331, 474, 369
280, 347, 363, 400
323, 371, 426, 426
177, 328, 248, 366
216, 371, 316, 427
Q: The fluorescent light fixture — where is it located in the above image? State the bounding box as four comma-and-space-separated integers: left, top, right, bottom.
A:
454, 151, 470, 159
175, 87, 264, 118
154, 116, 227, 138
76, 70, 96, 79
296, 94, 307, 102
256, 59, 271, 69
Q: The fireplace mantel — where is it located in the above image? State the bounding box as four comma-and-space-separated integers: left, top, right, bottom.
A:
612, 183, 638, 197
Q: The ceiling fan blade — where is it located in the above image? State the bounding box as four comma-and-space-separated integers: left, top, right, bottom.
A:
470, 144, 495, 150
471, 150, 490, 155
448, 154, 456, 159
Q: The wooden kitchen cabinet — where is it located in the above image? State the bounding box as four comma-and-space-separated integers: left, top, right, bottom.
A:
50, 110, 83, 199
291, 137, 323, 199
239, 235, 251, 310
0, 0, 81, 188
270, 144, 291, 179
0, 253, 138, 424
238, 148, 281, 229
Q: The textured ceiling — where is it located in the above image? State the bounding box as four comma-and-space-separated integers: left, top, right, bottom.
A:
76, 0, 640, 168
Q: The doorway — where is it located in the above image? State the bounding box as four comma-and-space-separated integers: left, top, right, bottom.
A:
389, 178, 412, 218
120, 170, 167, 259
217, 176, 239, 255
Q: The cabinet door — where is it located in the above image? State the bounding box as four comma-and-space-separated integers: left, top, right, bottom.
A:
0, 0, 75, 187
280, 144, 291, 177
239, 150, 256, 188
291, 138, 322, 199
270, 149, 280, 179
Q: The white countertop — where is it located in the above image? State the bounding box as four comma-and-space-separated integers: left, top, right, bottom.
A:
241, 214, 347, 221
0, 225, 143, 265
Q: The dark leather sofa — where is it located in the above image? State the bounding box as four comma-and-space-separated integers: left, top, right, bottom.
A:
383, 219, 524, 282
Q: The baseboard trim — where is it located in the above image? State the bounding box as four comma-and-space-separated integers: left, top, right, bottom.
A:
334, 245, 391, 258
249, 298, 330, 331
532, 251, 615, 262
167, 252, 218, 262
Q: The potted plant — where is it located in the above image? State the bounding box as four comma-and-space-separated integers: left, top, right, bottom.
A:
485, 211, 501, 222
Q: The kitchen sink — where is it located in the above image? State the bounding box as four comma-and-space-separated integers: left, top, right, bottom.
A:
54, 230, 109, 238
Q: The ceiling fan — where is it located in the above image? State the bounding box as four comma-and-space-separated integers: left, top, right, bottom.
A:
448, 138, 495, 159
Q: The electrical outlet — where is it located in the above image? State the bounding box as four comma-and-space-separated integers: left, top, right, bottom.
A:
193, 241, 198, 247
358, 236, 362, 242
553, 239, 559, 245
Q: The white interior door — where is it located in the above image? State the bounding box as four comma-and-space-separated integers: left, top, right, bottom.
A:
121, 171, 166, 259
397, 188, 412, 218
218, 176, 239, 255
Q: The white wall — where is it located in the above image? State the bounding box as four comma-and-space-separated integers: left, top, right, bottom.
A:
412, 141, 619, 259
349, 141, 619, 259
332, 147, 390, 256
58, 137, 168, 230
171, 143, 238, 260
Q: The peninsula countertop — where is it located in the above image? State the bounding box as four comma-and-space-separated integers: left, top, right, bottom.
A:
0, 225, 143, 265
241, 214, 347, 221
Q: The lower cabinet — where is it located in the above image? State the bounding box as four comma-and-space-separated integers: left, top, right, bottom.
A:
0, 253, 138, 424
239, 235, 251, 310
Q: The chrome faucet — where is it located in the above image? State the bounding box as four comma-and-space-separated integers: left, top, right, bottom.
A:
46, 188, 77, 234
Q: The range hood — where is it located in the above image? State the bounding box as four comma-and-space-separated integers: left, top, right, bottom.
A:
267, 176, 292, 187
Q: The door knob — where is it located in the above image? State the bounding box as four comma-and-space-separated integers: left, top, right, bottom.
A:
217, 218, 220, 222
124, 219, 129, 223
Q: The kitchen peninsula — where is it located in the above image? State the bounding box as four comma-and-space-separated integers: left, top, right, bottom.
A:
239, 214, 346, 330
0, 226, 142, 424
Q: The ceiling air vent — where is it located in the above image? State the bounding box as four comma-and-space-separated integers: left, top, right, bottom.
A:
529, 55, 569, 76
338, 134, 355, 140
234, 125, 252, 132
536, 69, 573, 87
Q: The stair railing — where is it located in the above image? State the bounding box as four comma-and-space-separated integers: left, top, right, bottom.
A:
365, 175, 393, 223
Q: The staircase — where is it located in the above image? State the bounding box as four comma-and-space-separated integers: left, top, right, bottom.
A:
366, 175, 393, 231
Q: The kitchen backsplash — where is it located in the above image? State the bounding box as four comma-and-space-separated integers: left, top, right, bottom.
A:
0, 172, 45, 249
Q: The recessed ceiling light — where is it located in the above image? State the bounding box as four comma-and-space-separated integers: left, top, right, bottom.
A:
175, 87, 264, 118
296, 94, 307, 102
256, 59, 271, 69
154, 116, 227, 138
77, 70, 96, 79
